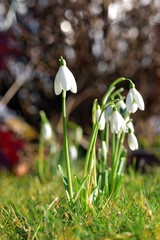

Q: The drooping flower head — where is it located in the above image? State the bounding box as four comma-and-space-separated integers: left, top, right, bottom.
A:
126, 119, 138, 150
110, 107, 126, 134
54, 56, 77, 95
128, 132, 138, 150
126, 82, 145, 113
43, 122, 52, 141
126, 120, 135, 133
118, 99, 126, 111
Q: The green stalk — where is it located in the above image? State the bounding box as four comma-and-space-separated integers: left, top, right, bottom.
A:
62, 90, 73, 200
84, 100, 117, 178
112, 133, 120, 169
85, 133, 98, 206
113, 132, 125, 177
111, 133, 115, 162
102, 77, 125, 105
104, 122, 109, 169
88, 129, 98, 186
110, 131, 125, 193
83, 123, 99, 178
38, 124, 45, 182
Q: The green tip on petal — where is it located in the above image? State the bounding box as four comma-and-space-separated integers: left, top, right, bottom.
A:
113, 105, 117, 111
129, 81, 135, 89
59, 56, 66, 66
128, 128, 132, 134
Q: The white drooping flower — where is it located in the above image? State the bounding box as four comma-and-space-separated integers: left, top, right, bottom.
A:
43, 122, 52, 140
126, 85, 145, 113
118, 100, 126, 110
128, 132, 138, 150
127, 121, 135, 133
110, 109, 126, 134
96, 108, 105, 130
54, 57, 77, 95
101, 141, 107, 159
69, 144, 78, 161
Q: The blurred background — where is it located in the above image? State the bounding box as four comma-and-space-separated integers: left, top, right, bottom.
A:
0, 0, 160, 171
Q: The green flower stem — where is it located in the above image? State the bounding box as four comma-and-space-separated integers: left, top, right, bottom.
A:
83, 102, 110, 178
84, 101, 116, 179
38, 125, 45, 182
114, 132, 125, 176
104, 122, 109, 169
88, 130, 98, 186
102, 77, 126, 105
110, 131, 125, 193
84, 124, 98, 207
83, 123, 99, 178
62, 90, 73, 200
112, 134, 121, 169
110, 88, 124, 100
111, 133, 115, 162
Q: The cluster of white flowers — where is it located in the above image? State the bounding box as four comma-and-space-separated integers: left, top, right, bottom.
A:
54, 57, 145, 151
95, 84, 144, 150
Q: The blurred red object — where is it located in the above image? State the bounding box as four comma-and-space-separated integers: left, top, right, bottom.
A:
0, 31, 20, 70
0, 123, 25, 170
0, 103, 38, 173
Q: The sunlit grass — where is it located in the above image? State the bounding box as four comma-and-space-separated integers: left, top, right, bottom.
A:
0, 167, 160, 239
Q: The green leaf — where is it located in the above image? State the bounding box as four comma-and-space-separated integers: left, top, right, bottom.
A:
58, 165, 69, 199
74, 177, 87, 202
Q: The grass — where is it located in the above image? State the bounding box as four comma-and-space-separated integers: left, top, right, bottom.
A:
0, 167, 160, 240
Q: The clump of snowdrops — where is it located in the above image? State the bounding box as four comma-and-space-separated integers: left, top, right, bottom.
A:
54, 56, 144, 210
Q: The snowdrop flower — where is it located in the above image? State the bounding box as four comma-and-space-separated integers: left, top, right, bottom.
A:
105, 105, 113, 122
43, 122, 52, 140
110, 108, 126, 134
54, 56, 77, 95
128, 132, 138, 150
126, 83, 145, 113
69, 144, 78, 161
127, 121, 135, 133
118, 100, 126, 110
96, 108, 105, 130
101, 141, 107, 159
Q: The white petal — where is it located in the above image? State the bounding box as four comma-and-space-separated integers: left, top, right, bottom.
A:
96, 109, 105, 130
110, 111, 120, 133
58, 66, 72, 91
70, 77, 77, 93
127, 121, 135, 132
105, 105, 113, 122
54, 64, 77, 94
119, 100, 126, 110
128, 133, 138, 150
54, 72, 62, 95
126, 89, 140, 113
69, 145, 78, 160
102, 141, 107, 159
121, 118, 127, 132
110, 112, 117, 133
96, 108, 101, 121
131, 103, 138, 113
110, 111, 126, 133
43, 123, 52, 140
110, 121, 115, 133
132, 88, 145, 111
117, 111, 127, 132
126, 89, 134, 112
100, 112, 106, 130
